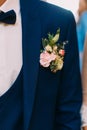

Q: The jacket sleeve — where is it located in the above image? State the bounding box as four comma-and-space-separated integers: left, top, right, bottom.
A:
55, 12, 82, 130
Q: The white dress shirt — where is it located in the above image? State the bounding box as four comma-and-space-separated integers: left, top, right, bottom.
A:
0, 0, 22, 96
81, 105, 87, 127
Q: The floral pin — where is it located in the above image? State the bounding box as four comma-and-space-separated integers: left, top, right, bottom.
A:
40, 29, 68, 73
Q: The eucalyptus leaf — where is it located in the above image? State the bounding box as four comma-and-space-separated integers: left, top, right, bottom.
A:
42, 38, 49, 48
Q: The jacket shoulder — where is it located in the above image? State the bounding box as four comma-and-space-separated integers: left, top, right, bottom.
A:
39, 1, 75, 24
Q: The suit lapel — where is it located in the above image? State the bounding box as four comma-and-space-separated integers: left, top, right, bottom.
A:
20, 0, 41, 129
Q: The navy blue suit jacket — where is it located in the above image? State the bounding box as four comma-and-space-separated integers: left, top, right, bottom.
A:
20, 0, 82, 129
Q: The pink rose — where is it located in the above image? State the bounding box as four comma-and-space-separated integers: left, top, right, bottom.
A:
40, 51, 56, 67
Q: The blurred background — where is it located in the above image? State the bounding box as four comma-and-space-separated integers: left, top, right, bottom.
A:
47, 0, 79, 19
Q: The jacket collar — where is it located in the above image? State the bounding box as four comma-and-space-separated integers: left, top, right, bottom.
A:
20, 0, 40, 19
20, 0, 41, 129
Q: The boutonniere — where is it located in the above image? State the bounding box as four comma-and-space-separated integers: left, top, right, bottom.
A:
40, 29, 68, 73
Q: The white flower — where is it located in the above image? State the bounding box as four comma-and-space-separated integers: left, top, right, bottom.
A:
53, 45, 58, 51
45, 45, 52, 52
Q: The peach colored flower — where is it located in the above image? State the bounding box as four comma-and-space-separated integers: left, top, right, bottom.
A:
40, 51, 56, 67
53, 45, 58, 51
56, 58, 63, 70
45, 45, 52, 52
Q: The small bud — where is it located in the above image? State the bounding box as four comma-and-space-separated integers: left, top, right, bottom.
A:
59, 49, 65, 56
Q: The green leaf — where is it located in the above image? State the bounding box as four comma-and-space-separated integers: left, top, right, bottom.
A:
57, 28, 60, 34
48, 33, 54, 41
42, 38, 49, 48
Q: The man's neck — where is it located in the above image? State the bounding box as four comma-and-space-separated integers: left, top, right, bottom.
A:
0, 0, 6, 6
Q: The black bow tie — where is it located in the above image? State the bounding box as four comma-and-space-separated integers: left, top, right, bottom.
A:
0, 10, 16, 24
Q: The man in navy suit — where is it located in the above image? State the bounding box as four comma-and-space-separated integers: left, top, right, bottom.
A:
0, 0, 82, 130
